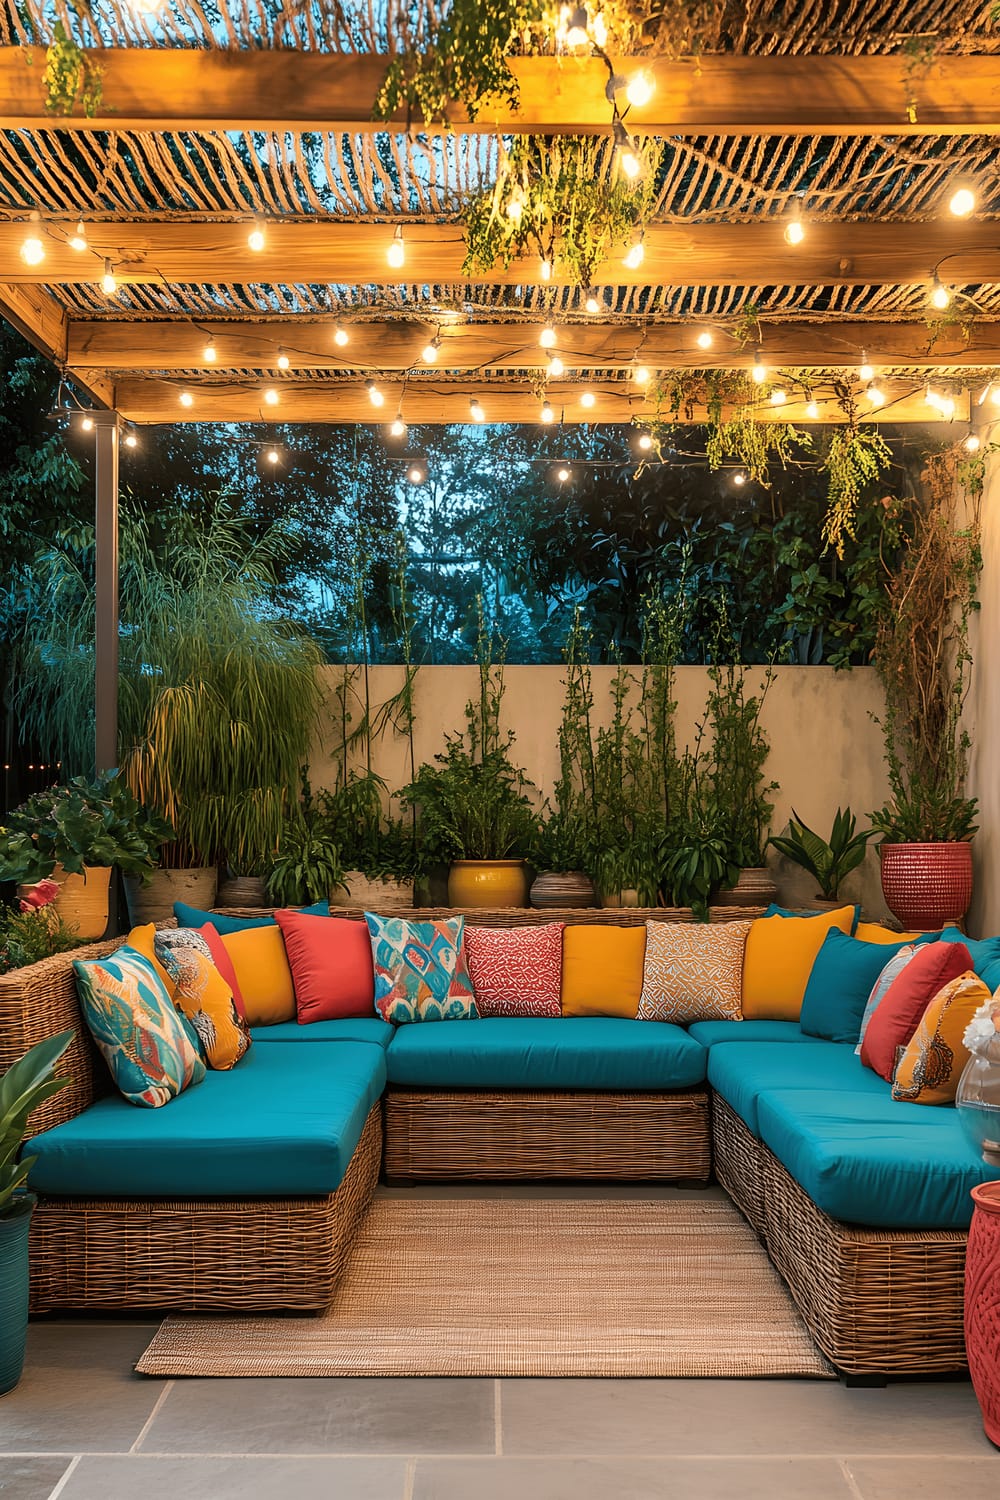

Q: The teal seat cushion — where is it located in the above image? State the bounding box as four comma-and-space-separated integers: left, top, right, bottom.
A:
708, 1040, 886, 1134
940, 926, 1000, 989
688, 1020, 813, 1046
174, 900, 329, 933
26, 1041, 385, 1198
252, 1017, 394, 1049
756, 1087, 998, 1229
386, 1017, 706, 1091
799, 929, 915, 1045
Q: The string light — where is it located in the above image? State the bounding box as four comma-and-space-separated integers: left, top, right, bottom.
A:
123, 429, 138, 448
805, 398, 820, 420
539, 324, 557, 349
80, 415, 94, 432
333, 325, 349, 347
101, 259, 117, 295
625, 70, 655, 108
556, 465, 572, 483
366, 378, 384, 407
623, 234, 645, 270
266, 448, 280, 465
387, 226, 405, 269
262, 386, 279, 406
579, 390, 596, 408
407, 462, 426, 484
733, 471, 747, 486
178, 390, 194, 407
421, 333, 441, 364
389, 412, 407, 438
632, 364, 650, 386
770, 387, 787, 405
637, 430, 653, 451
506, 189, 525, 224
930, 274, 952, 310
276, 349, 291, 370
548, 354, 565, 377
564, 6, 589, 47
858, 352, 874, 382
585, 295, 601, 315
469, 398, 485, 422
203, 338, 217, 363
540, 257, 553, 281
783, 206, 805, 245
696, 330, 713, 349
965, 433, 981, 452
949, 187, 976, 217
992, 385, 1000, 406
865, 381, 885, 407
20, 211, 44, 265
751, 349, 767, 384
620, 149, 642, 180
940, 396, 956, 419
925, 384, 942, 409
248, 219, 266, 252
540, 400, 555, 423
68, 221, 88, 252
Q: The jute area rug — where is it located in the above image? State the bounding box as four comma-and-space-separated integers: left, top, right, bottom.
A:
137, 1194, 833, 1378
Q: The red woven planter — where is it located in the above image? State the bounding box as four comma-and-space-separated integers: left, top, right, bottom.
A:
879, 841, 973, 931
966, 1182, 1000, 1448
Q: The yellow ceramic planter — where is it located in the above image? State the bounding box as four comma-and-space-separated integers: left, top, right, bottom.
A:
447, 860, 529, 909
19, 864, 112, 941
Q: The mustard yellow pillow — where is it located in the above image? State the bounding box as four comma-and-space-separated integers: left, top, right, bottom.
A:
561, 925, 647, 1018
892, 971, 990, 1104
154, 929, 253, 1071
219, 925, 296, 1026
742, 906, 856, 1020
637, 920, 752, 1023
126, 922, 180, 994
855, 922, 925, 944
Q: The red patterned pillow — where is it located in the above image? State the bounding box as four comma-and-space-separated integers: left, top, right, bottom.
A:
465, 923, 564, 1017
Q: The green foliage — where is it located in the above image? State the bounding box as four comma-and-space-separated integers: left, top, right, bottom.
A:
769, 807, 873, 899
42, 22, 102, 117
822, 425, 893, 556
315, 772, 419, 883
0, 1029, 73, 1216
264, 822, 344, 908
699, 603, 777, 867
463, 135, 660, 288
0, 905, 81, 977
0, 771, 172, 885
662, 834, 739, 923
704, 416, 807, 487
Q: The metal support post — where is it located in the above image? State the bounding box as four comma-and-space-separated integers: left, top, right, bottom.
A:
93, 412, 120, 773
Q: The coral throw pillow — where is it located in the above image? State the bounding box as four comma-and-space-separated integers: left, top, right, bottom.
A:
637, 920, 751, 1024
892, 971, 992, 1105
218, 925, 296, 1027
366, 913, 478, 1023
561, 924, 647, 1018
855, 945, 918, 1055
861, 940, 972, 1081
73, 942, 205, 1107
464, 923, 564, 1017
199, 922, 247, 1018
275, 909, 375, 1022
741, 906, 857, 1021
154, 928, 252, 1071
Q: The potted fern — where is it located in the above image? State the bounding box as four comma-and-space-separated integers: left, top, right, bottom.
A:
769, 808, 873, 905
0, 1029, 74, 1394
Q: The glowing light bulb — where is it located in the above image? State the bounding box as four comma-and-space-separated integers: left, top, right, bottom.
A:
390, 415, 407, 438
925, 385, 942, 409
540, 257, 553, 281
940, 396, 956, 419
469, 398, 485, 422
733, 471, 746, 486
866, 382, 885, 407
20, 233, 44, 265
931, 276, 951, 310
124, 430, 137, 448
276, 349, 290, 370
784, 216, 805, 246
101, 259, 117, 295
965, 433, 981, 452
591, 9, 607, 45
950, 187, 975, 217
248, 221, 266, 252
626, 70, 655, 108
387, 227, 405, 268
637, 431, 653, 451
620, 150, 642, 180
422, 336, 440, 364
623, 238, 645, 270
632, 364, 650, 386
751, 351, 767, 384
333, 325, 349, 347
366, 379, 384, 407
69, 221, 88, 252
80, 416, 94, 432
770, 387, 787, 405
556, 465, 572, 482
580, 390, 596, 408
407, 464, 425, 484
548, 355, 565, 377
203, 338, 217, 363
506, 196, 524, 224
991, 385, 1000, 406
263, 387, 279, 406
805, 400, 820, 420
585, 295, 601, 315
540, 400, 555, 423
539, 324, 557, 349
696, 330, 713, 349
266, 448, 280, 464
178, 390, 194, 407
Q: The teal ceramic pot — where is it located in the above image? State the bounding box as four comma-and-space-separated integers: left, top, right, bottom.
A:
0, 1196, 34, 1395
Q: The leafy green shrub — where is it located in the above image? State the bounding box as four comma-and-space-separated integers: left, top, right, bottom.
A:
0, 771, 172, 885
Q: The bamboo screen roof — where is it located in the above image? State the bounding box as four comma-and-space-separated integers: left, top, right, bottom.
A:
1, 0, 999, 425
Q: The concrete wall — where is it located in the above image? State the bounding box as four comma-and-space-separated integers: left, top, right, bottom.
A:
968, 445, 1000, 937
311, 663, 893, 917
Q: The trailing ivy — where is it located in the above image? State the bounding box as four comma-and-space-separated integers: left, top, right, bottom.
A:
822, 424, 893, 557
42, 22, 102, 118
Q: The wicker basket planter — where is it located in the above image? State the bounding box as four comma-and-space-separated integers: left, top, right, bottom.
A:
331, 872, 415, 910
124, 866, 218, 926
879, 841, 973, 931
716, 866, 779, 909
529, 871, 597, 908
965, 1181, 1000, 1447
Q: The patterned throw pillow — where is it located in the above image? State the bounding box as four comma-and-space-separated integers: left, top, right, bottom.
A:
154, 928, 252, 1071
855, 945, 917, 1055
464, 923, 564, 1017
892, 971, 992, 1105
365, 913, 478, 1024
637, 920, 752, 1024
73, 944, 206, 1108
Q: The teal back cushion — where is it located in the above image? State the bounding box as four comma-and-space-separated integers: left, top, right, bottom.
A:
174, 900, 328, 934
799, 928, 916, 1044
940, 926, 1000, 990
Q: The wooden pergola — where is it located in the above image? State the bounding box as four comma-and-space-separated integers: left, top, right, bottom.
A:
1, 0, 999, 760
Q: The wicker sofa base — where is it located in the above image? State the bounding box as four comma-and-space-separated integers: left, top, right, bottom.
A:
711, 1090, 968, 1375
28, 1106, 382, 1314
384, 1088, 712, 1181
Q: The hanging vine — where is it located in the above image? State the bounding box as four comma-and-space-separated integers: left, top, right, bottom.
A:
648, 369, 812, 486
822, 387, 893, 556
41, 21, 102, 117
463, 133, 660, 289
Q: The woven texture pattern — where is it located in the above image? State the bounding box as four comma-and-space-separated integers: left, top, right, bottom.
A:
880, 843, 974, 930
638, 919, 752, 1023
464, 922, 564, 1017
384, 1088, 711, 1180
966, 1183, 1000, 1446
135, 1193, 833, 1378
711, 1094, 768, 1239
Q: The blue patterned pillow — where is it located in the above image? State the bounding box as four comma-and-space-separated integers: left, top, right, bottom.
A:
73, 944, 206, 1107
364, 914, 478, 1024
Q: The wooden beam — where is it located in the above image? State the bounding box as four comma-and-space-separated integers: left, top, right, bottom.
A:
0, 282, 113, 407
65, 316, 1000, 373
112, 376, 970, 426
4, 219, 1000, 289
2, 48, 999, 135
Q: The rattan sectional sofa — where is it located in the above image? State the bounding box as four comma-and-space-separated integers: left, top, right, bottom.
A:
2, 905, 994, 1379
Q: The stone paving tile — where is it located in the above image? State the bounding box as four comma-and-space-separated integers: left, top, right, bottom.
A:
412, 1455, 856, 1500
55, 1454, 408, 1500
848, 1456, 1000, 1498
0, 1456, 74, 1500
